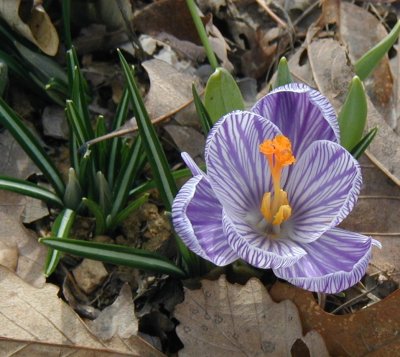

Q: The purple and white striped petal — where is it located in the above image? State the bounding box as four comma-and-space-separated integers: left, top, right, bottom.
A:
284, 140, 362, 244
223, 213, 306, 269
205, 111, 283, 222
251, 83, 339, 159
172, 175, 238, 266
273, 228, 379, 293
181, 152, 205, 176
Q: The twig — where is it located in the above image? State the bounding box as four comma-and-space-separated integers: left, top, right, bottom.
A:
330, 285, 378, 314
255, 0, 288, 28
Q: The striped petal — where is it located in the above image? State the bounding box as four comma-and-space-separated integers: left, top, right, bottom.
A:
223, 213, 306, 269
205, 111, 283, 223
172, 175, 238, 266
284, 140, 362, 244
252, 83, 339, 159
181, 152, 204, 176
273, 228, 380, 293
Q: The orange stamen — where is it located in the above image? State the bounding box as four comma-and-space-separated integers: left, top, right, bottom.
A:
259, 135, 296, 227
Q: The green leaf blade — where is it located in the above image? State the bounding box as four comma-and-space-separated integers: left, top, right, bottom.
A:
0, 97, 65, 196
355, 20, 400, 80
338, 76, 368, 151
204, 67, 245, 123
44, 209, 76, 277
40, 238, 186, 278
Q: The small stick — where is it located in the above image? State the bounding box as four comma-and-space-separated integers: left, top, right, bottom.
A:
255, 0, 288, 29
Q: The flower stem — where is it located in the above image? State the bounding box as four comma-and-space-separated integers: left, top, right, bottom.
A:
186, 0, 219, 70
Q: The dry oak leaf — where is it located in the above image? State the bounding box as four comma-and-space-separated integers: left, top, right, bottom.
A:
270, 281, 400, 356
175, 275, 328, 357
0, 266, 164, 357
0, 0, 59, 56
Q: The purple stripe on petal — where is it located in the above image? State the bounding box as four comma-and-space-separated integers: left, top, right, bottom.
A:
181, 152, 205, 176
223, 213, 306, 269
172, 175, 238, 266
251, 83, 339, 160
274, 228, 374, 293
205, 111, 282, 222
284, 141, 361, 244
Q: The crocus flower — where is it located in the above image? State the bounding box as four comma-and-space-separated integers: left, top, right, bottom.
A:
172, 83, 380, 293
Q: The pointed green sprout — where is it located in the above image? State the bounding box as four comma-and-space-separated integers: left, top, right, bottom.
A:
192, 84, 212, 135
350, 127, 378, 160
274, 57, 293, 89
204, 67, 245, 123
355, 20, 400, 81
338, 76, 367, 151
63, 168, 82, 209
44, 209, 76, 277
39, 238, 186, 278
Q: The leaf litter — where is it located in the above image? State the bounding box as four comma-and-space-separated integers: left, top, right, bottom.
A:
0, 0, 399, 356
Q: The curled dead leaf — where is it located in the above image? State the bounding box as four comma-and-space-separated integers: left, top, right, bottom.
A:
270, 281, 400, 356
0, 0, 59, 56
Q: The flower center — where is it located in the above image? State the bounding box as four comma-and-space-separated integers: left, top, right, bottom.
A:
259, 135, 296, 227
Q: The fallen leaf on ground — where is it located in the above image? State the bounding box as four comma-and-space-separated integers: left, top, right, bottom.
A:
0, 0, 59, 55
175, 275, 328, 356
142, 59, 202, 121
270, 281, 400, 356
0, 266, 164, 356
86, 284, 138, 340
133, 0, 201, 45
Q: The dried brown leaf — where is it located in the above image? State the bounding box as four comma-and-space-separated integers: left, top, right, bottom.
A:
175, 275, 328, 357
0, 266, 164, 356
142, 59, 201, 120
0, 0, 59, 55
270, 281, 400, 356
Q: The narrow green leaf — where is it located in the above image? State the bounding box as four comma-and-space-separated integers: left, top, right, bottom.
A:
44, 209, 76, 277
0, 176, 63, 207
108, 88, 130, 187
63, 168, 82, 210
96, 171, 112, 215
65, 100, 90, 146
111, 136, 144, 217
338, 76, 367, 151
350, 127, 378, 159
204, 67, 245, 123
82, 197, 106, 235
185, 0, 219, 70
0, 97, 65, 196
0, 60, 8, 97
118, 50, 177, 210
118, 50, 199, 274
192, 84, 212, 135
274, 57, 293, 89
355, 20, 400, 80
62, 0, 72, 50
108, 193, 149, 231
13, 41, 68, 84
95, 115, 108, 173
39, 238, 186, 278
45, 77, 69, 97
